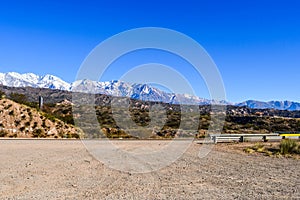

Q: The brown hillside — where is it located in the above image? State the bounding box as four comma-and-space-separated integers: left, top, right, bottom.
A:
0, 99, 83, 138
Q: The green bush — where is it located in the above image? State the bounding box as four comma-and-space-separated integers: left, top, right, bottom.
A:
42, 113, 56, 123
280, 139, 299, 155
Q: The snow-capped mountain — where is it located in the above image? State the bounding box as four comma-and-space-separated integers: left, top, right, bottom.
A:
71, 79, 210, 105
0, 72, 70, 90
1, 72, 300, 110
0, 72, 212, 105
236, 100, 300, 111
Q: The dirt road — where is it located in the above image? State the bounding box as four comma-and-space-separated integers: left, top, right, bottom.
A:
0, 140, 299, 199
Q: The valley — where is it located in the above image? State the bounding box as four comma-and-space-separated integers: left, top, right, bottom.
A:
0, 84, 299, 139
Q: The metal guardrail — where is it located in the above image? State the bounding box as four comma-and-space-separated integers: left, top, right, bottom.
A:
209, 133, 300, 144
277, 133, 300, 138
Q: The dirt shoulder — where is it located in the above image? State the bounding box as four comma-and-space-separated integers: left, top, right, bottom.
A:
214, 141, 300, 159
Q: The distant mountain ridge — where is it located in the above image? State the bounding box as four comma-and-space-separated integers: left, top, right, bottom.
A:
70, 79, 212, 105
0, 72, 70, 90
0, 72, 299, 111
236, 100, 300, 111
0, 72, 213, 105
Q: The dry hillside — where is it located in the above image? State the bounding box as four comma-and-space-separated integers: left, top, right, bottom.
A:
0, 98, 82, 138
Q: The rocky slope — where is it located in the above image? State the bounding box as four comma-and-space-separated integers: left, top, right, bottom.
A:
0, 98, 82, 138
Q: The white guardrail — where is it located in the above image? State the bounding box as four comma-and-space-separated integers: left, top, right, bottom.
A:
209, 133, 300, 144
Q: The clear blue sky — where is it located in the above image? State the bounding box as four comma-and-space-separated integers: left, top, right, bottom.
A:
0, 0, 299, 103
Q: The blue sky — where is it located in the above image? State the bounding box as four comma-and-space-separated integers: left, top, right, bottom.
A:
0, 0, 299, 102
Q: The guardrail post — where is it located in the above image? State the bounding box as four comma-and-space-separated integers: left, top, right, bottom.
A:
239, 136, 244, 142
212, 136, 217, 144
263, 136, 268, 142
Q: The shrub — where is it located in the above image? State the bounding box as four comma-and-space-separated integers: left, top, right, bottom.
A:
60, 115, 74, 125
32, 122, 38, 129
9, 93, 27, 104
71, 133, 80, 139
0, 129, 8, 137
25, 121, 30, 127
42, 120, 47, 128
25, 102, 38, 109
280, 139, 299, 155
9, 110, 14, 116
45, 114, 56, 123
0, 90, 5, 99
14, 120, 21, 126
244, 147, 255, 154
32, 128, 45, 138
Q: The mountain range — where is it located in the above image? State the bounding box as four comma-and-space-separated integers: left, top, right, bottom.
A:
236, 100, 300, 111
0, 72, 299, 111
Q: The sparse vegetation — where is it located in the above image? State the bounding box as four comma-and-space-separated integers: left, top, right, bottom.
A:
0, 129, 8, 137
14, 120, 21, 126
42, 120, 47, 128
0, 90, 5, 99
0, 87, 299, 139
25, 121, 30, 127
280, 139, 299, 155
4, 104, 12, 109
0, 98, 82, 138
32, 128, 45, 138
33, 122, 38, 129
9, 93, 27, 105
8, 110, 14, 116
42, 113, 56, 122
244, 140, 300, 158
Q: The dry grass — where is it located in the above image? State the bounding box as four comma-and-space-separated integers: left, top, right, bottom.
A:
243, 140, 300, 159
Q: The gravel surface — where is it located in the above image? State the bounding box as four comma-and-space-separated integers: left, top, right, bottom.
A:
0, 140, 299, 199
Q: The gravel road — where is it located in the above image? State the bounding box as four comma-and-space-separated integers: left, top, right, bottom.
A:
0, 140, 299, 199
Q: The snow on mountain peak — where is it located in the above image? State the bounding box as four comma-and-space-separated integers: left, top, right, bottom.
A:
235, 100, 300, 111
0, 72, 235, 107
1, 72, 299, 110
0, 72, 70, 90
